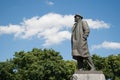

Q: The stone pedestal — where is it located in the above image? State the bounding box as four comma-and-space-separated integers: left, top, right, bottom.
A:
71, 71, 106, 80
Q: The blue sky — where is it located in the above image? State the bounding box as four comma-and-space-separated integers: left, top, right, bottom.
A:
0, 0, 120, 61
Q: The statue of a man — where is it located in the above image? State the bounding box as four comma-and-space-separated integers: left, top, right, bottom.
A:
71, 14, 95, 71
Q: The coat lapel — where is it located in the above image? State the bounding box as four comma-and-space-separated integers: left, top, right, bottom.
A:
72, 23, 77, 32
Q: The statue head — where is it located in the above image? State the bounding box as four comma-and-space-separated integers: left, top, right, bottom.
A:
74, 14, 83, 22
74, 14, 83, 19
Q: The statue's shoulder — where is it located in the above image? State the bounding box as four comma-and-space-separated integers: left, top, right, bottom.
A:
73, 23, 77, 26
82, 20, 87, 24
82, 20, 88, 26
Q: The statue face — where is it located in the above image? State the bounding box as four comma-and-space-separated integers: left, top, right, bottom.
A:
75, 16, 81, 22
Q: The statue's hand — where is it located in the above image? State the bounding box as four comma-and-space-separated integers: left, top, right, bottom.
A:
83, 35, 87, 40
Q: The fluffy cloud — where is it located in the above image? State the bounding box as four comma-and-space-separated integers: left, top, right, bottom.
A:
85, 19, 110, 29
0, 13, 110, 46
0, 13, 73, 46
47, 1, 54, 6
91, 41, 120, 50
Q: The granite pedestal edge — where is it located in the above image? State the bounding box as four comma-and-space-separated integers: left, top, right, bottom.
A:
71, 71, 106, 80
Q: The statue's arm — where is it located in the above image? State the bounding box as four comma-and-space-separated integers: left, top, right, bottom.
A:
82, 21, 90, 39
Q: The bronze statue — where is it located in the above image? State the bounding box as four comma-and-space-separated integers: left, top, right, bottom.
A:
71, 14, 95, 71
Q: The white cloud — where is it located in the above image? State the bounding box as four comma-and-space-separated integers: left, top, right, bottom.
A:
0, 13, 73, 46
0, 24, 24, 37
47, 1, 54, 6
0, 13, 110, 46
91, 41, 120, 50
85, 19, 110, 29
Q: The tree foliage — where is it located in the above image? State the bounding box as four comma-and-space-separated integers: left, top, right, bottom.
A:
92, 54, 120, 80
0, 48, 76, 80
0, 48, 120, 80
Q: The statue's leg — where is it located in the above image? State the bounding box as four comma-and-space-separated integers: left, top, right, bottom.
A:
77, 57, 84, 70
86, 56, 95, 71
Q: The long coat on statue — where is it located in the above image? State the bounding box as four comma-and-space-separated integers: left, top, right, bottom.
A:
71, 20, 90, 59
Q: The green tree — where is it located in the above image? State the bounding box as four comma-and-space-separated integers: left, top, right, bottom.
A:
1, 48, 120, 80
92, 54, 110, 79
0, 48, 76, 80
0, 61, 15, 80
107, 54, 120, 80
92, 54, 120, 80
